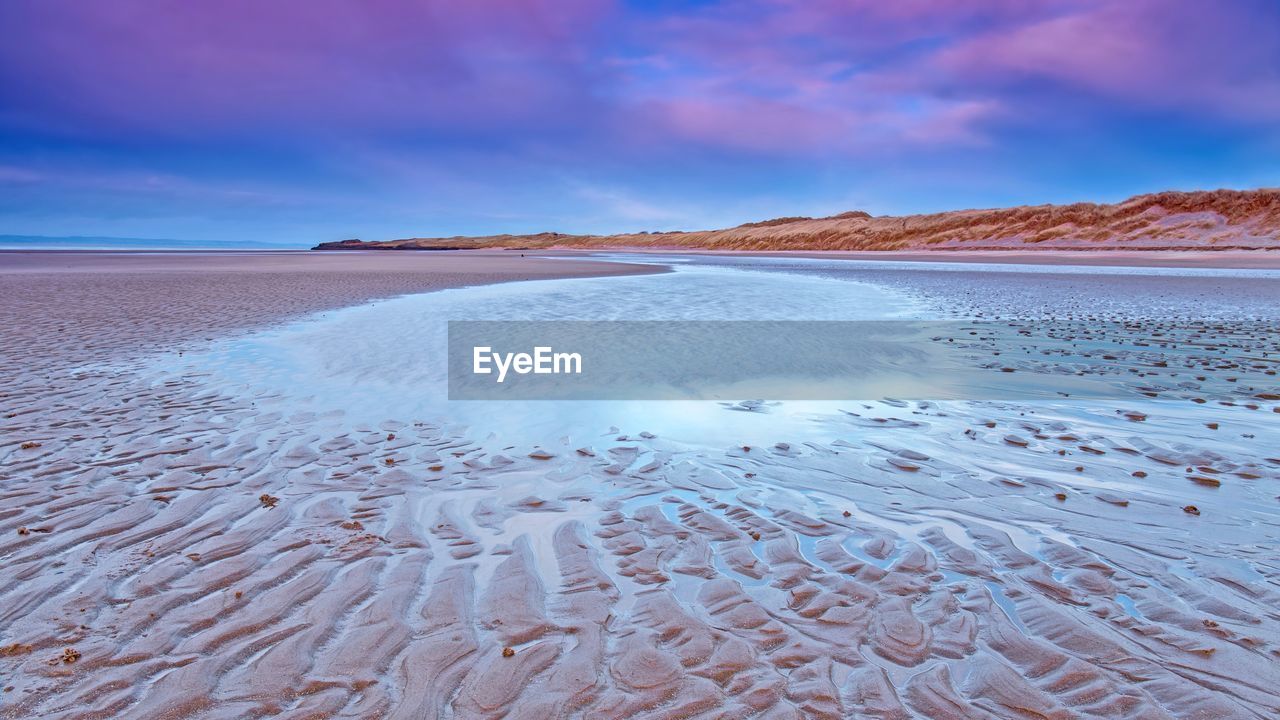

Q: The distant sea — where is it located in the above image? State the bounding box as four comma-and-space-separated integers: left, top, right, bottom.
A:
0, 235, 305, 250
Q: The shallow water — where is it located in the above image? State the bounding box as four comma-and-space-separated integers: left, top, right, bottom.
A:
140, 254, 1280, 547
154, 261, 940, 448
150, 255, 1280, 449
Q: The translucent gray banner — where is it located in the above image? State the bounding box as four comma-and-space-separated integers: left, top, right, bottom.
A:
446, 320, 1279, 401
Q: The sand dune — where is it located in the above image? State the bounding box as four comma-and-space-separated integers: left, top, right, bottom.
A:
315, 188, 1280, 253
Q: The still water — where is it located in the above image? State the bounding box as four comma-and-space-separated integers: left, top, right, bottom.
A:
152, 260, 941, 447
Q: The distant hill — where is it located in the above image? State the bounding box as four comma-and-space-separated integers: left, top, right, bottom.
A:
315, 189, 1280, 253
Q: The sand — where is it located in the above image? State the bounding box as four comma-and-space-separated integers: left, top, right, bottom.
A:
2, 251, 1279, 719
562, 248, 1280, 270
314, 189, 1280, 254
0, 250, 660, 371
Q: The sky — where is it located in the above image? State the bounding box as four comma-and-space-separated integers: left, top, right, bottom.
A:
1, 0, 1278, 246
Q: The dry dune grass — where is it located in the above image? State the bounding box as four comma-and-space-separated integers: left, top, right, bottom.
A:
318, 188, 1280, 253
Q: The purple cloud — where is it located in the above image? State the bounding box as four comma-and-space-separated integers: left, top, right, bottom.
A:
0, 0, 1276, 242
0, 0, 613, 138
932, 0, 1280, 121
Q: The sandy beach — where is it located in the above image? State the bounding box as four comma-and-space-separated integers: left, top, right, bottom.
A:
2, 250, 1279, 719
0, 251, 660, 372
597, 249, 1280, 270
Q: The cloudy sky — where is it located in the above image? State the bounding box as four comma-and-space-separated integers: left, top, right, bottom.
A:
1, 0, 1278, 245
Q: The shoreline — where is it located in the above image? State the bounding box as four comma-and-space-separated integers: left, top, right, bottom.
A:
543, 247, 1280, 269
0, 249, 664, 371
9, 245, 1280, 270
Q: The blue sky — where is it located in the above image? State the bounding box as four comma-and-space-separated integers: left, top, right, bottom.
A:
1, 0, 1278, 246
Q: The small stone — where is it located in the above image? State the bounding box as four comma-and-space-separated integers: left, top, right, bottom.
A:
502, 647, 515, 658
1183, 505, 1200, 515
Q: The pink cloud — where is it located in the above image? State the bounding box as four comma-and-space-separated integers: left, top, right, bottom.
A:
931, 0, 1280, 121
643, 93, 1001, 155
2, 0, 1274, 163
0, 0, 615, 137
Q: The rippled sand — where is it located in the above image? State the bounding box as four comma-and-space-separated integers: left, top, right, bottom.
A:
2, 252, 1279, 719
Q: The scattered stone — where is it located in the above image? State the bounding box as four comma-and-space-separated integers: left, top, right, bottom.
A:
259, 494, 279, 509
1183, 505, 1200, 515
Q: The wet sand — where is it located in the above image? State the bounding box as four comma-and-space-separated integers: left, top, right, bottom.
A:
0, 250, 661, 370
2, 251, 1279, 719
568, 248, 1280, 270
